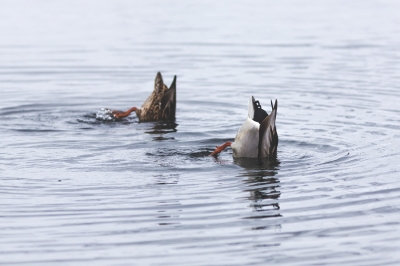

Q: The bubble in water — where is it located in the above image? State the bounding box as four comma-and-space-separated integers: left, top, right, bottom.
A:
96, 108, 115, 121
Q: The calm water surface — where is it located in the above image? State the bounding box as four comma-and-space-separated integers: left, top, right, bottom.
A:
1, 1, 400, 265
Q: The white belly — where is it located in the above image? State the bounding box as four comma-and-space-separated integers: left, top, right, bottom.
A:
231, 117, 259, 158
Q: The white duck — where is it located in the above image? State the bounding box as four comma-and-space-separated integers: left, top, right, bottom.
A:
210, 96, 278, 158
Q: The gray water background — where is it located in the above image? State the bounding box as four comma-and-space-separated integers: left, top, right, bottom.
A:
1, 0, 400, 265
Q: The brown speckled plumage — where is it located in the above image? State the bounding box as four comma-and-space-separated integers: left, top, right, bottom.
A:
108, 72, 177, 122
136, 72, 176, 122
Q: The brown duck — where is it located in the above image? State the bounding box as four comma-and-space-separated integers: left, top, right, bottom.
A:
98, 72, 176, 122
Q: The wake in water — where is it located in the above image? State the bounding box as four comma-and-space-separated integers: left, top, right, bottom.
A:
96, 108, 117, 121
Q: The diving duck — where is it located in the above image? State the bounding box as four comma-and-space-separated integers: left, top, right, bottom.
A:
210, 96, 278, 158
97, 72, 176, 122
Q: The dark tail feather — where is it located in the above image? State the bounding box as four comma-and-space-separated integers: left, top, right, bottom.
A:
258, 99, 278, 159
271, 99, 278, 111
160, 75, 177, 121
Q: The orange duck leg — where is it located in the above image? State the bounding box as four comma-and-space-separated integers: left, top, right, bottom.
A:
210, 141, 232, 156
112, 107, 137, 119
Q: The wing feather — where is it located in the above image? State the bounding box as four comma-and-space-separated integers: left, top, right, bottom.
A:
248, 96, 255, 119
258, 100, 278, 158
160, 75, 177, 121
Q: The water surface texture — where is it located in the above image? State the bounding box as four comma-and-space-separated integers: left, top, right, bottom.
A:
1, 1, 400, 265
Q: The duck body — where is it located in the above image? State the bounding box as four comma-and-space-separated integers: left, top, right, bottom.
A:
231, 117, 260, 158
257, 99, 278, 158
97, 72, 176, 122
211, 96, 278, 159
135, 72, 176, 122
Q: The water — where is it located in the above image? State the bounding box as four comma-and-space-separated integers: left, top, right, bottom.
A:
1, 0, 400, 265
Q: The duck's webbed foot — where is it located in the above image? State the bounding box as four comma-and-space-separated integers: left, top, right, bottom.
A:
210, 141, 232, 157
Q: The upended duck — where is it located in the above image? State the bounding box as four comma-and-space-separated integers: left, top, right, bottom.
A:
97, 72, 176, 122
210, 96, 278, 158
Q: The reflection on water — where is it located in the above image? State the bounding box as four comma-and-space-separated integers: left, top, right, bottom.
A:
155, 173, 180, 185
146, 122, 178, 134
146, 122, 178, 141
234, 157, 281, 170
236, 158, 281, 219
156, 200, 182, 226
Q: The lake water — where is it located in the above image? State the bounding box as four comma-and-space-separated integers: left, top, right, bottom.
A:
1, 0, 400, 265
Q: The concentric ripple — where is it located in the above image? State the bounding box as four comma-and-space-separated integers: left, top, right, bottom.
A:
1, 0, 400, 265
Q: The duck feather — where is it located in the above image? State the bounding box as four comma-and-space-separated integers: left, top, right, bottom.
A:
258, 99, 278, 158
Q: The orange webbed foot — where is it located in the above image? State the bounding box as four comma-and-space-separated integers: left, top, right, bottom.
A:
210, 141, 232, 156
